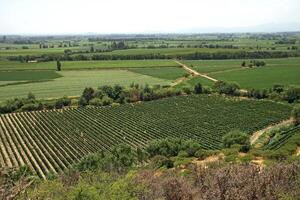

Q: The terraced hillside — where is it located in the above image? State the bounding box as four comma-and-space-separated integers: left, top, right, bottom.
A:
0, 95, 291, 178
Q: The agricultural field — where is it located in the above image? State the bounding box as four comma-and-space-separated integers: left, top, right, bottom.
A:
0, 94, 291, 177
129, 67, 188, 80
183, 58, 300, 89
0, 70, 173, 100
0, 59, 179, 71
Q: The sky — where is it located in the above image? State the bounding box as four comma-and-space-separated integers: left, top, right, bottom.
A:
0, 0, 300, 34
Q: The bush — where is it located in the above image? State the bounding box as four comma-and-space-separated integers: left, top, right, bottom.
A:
21, 103, 42, 111
55, 97, 71, 109
182, 140, 201, 157
182, 87, 192, 95
82, 87, 95, 102
194, 83, 203, 94
78, 97, 88, 107
101, 96, 113, 106
195, 149, 218, 160
213, 81, 240, 96
146, 138, 183, 158
150, 155, 174, 169
222, 130, 250, 152
76, 153, 103, 172
284, 86, 300, 103
291, 104, 300, 126
89, 98, 103, 107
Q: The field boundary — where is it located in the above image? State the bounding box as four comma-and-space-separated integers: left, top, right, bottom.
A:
174, 60, 218, 82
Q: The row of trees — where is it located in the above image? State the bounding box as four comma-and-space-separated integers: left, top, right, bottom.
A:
8, 50, 300, 63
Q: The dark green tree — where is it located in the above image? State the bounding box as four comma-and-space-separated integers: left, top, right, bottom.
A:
56, 60, 61, 71
194, 83, 203, 94
82, 87, 94, 102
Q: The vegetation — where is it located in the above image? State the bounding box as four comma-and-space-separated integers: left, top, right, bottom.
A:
0, 94, 291, 177
292, 105, 300, 126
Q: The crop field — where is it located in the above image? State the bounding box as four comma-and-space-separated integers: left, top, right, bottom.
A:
0, 60, 179, 71
264, 126, 300, 150
0, 94, 291, 177
183, 58, 300, 89
129, 67, 188, 80
0, 71, 62, 81
0, 70, 172, 101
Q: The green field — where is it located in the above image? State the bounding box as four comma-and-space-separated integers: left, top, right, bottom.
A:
0, 70, 172, 100
0, 71, 61, 81
129, 67, 188, 80
0, 94, 291, 177
183, 58, 300, 89
0, 60, 179, 71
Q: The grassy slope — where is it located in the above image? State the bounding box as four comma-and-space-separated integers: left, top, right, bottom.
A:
0, 70, 172, 100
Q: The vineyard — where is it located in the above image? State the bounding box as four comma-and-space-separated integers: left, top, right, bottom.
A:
264, 126, 300, 150
0, 95, 291, 178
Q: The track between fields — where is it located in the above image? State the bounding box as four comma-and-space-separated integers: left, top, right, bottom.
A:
174, 60, 218, 82
250, 118, 293, 145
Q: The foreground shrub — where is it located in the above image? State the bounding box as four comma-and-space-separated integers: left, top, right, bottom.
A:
213, 81, 240, 96
150, 155, 174, 169
222, 130, 250, 152
291, 104, 300, 126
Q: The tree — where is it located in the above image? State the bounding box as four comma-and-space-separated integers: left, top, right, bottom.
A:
194, 83, 203, 94
213, 81, 240, 96
222, 130, 250, 152
291, 105, 300, 126
82, 87, 94, 102
27, 92, 35, 100
56, 60, 61, 71
90, 46, 94, 53
241, 61, 246, 67
284, 86, 300, 103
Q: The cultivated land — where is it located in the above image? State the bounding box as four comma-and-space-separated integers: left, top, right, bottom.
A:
0, 59, 179, 71
0, 70, 172, 100
183, 58, 300, 89
0, 94, 291, 178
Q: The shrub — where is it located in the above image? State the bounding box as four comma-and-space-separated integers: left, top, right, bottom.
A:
150, 155, 174, 169
194, 83, 203, 94
195, 149, 218, 160
55, 97, 71, 109
146, 138, 183, 158
21, 103, 42, 111
182, 140, 201, 157
291, 104, 300, 126
213, 81, 240, 96
82, 87, 94, 102
101, 96, 113, 106
78, 97, 88, 107
89, 98, 103, 107
182, 87, 192, 95
222, 130, 250, 152
283, 86, 300, 103
76, 153, 103, 172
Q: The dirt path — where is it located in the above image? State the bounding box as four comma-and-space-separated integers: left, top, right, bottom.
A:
250, 118, 293, 145
174, 60, 218, 82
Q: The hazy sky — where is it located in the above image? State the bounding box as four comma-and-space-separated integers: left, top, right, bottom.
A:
0, 0, 300, 34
